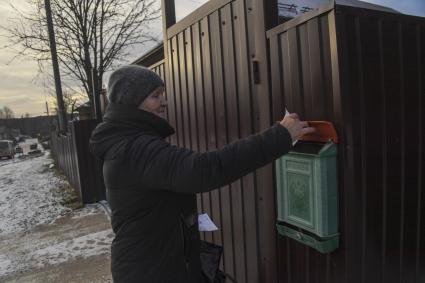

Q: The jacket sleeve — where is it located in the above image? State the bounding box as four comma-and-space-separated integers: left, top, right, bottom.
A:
128, 124, 293, 194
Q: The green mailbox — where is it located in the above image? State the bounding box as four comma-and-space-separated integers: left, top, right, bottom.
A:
276, 121, 339, 253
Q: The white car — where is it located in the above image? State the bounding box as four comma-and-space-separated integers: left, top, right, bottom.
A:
0, 140, 15, 159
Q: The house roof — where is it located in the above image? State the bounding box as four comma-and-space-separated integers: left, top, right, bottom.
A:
75, 101, 91, 110
278, 0, 400, 17
335, 0, 400, 13
131, 43, 164, 67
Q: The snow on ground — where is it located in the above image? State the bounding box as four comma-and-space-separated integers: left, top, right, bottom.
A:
70, 203, 107, 220
0, 229, 113, 278
0, 151, 71, 235
30, 230, 112, 267
0, 150, 113, 281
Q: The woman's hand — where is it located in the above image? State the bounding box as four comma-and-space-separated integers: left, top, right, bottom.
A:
280, 113, 315, 142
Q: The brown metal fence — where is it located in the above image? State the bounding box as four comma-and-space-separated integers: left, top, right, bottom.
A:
157, 0, 425, 282
51, 119, 105, 204
268, 3, 425, 283
161, 0, 278, 282
151, 59, 169, 122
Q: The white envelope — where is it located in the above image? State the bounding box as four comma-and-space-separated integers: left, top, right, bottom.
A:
285, 108, 299, 146
198, 213, 218, 232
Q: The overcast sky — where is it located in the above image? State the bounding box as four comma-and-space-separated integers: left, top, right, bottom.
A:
0, 0, 424, 117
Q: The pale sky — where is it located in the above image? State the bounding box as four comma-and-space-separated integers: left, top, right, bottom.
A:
0, 0, 424, 117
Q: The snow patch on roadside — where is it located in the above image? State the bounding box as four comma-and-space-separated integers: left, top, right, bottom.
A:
0, 147, 113, 280
0, 229, 113, 278
71, 203, 104, 219
32, 230, 113, 266
0, 255, 13, 278
0, 151, 72, 235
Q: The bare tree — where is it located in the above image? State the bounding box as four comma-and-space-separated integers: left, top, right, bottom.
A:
51, 88, 85, 119
3, 0, 160, 107
0, 106, 15, 119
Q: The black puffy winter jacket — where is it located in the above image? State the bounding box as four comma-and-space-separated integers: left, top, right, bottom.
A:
90, 103, 293, 283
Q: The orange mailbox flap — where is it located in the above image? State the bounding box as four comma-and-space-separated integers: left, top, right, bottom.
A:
300, 121, 339, 144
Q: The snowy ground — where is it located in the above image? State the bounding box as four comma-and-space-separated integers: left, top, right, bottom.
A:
0, 148, 113, 282
0, 151, 72, 235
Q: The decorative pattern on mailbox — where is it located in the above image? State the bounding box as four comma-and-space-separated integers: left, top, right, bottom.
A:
276, 121, 339, 253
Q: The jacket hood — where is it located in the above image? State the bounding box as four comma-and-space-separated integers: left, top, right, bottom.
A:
89, 103, 175, 160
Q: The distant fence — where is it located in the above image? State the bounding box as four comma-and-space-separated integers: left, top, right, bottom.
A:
0, 116, 57, 138
51, 119, 105, 204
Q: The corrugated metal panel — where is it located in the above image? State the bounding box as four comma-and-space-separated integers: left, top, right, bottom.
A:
337, 7, 425, 283
270, 9, 337, 280
164, 0, 266, 281
51, 120, 105, 204
269, 4, 425, 283
150, 60, 169, 121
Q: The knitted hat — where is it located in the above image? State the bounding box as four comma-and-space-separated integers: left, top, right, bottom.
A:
107, 65, 164, 106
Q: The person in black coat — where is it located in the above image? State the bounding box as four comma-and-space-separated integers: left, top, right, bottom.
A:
90, 65, 314, 283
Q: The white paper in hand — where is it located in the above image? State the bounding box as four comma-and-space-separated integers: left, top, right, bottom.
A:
198, 213, 218, 232
285, 108, 299, 146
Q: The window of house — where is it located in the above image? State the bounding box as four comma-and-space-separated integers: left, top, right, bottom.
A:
175, 0, 210, 22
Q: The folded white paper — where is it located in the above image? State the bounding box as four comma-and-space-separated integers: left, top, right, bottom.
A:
198, 213, 218, 232
285, 108, 299, 146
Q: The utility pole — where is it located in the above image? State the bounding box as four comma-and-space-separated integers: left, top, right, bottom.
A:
91, 68, 102, 122
44, 0, 67, 132
45, 101, 50, 116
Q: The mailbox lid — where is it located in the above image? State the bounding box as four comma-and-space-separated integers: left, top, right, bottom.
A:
300, 121, 339, 144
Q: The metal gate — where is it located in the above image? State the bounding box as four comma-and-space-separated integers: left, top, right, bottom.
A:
161, 0, 277, 282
